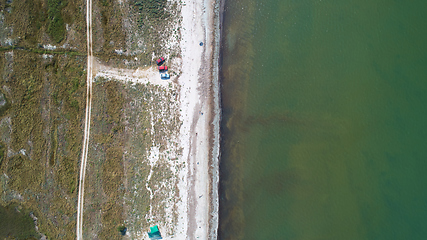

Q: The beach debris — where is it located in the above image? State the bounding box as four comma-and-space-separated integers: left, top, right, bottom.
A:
199, 42, 203, 46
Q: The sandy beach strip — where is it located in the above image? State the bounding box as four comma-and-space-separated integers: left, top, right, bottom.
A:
175, 0, 221, 239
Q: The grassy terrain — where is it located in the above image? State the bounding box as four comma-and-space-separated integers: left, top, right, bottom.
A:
84, 79, 127, 239
0, 0, 87, 236
0, 0, 88, 238
0, 50, 86, 239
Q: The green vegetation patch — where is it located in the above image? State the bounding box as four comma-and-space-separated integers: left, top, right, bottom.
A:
0, 203, 40, 239
47, 0, 68, 43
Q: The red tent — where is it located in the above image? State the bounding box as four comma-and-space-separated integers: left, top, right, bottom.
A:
158, 66, 168, 71
156, 57, 165, 65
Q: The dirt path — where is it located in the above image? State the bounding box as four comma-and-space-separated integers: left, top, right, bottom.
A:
76, 0, 93, 238
93, 60, 173, 86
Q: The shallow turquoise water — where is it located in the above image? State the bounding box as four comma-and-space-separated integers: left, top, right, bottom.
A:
219, 0, 427, 239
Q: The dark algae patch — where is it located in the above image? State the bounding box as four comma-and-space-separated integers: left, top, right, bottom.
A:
0, 203, 39, 239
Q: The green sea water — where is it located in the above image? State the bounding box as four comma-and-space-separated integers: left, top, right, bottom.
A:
218, 0, 427, 239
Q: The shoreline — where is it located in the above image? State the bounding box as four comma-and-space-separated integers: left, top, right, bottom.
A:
175, 0, 221, 238
208, 0, 222, 238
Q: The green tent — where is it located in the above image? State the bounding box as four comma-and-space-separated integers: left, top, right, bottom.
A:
147, 225, 162, 239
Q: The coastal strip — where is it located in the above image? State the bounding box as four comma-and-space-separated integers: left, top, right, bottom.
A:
209, 0, 222, 238
176, 0, 221, 238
